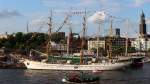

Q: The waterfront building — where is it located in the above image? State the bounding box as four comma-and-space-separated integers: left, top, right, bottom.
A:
88, 36, 128, 51
0, 32, 8, 39
131, 11, 150, 51
131, 38, 148, 51
88, 37, 106, 50
88, 27, 130, 51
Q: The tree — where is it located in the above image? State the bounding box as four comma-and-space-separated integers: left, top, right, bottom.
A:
15, 32, 24, 43
91, 48, 97, 53
51, 33, 65, 43
0, 32, 68, 55
4, 41, 12, 48
112, 46, 125, 55
127, 47, 136, 53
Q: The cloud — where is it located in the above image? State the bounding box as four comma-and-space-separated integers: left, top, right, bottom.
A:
0, 10, 22, 18
88, 11, 106, 23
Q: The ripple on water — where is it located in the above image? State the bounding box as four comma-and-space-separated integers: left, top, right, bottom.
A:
0, 63, 150, 84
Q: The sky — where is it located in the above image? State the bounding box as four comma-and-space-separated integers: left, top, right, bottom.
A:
0, 0, 150, 37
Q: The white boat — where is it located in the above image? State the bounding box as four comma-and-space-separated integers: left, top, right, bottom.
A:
22, 11, 132, 71
23, 59, 131, 70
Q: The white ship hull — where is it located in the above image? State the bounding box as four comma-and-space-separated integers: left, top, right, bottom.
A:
23, 59, 131, 71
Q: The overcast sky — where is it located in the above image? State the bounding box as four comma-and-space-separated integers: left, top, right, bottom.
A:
0, 0, 150, 37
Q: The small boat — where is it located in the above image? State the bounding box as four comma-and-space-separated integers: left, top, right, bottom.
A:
131, 56, 144, 67
62, 72, 99, 83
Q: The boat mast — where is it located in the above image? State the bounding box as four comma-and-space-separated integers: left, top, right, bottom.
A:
96, 23, 101, 57
109, 16, 113, 37
67, 23, 73, 55
47, 10, 53, 57
125, 19, 129, 56
80, 11, 87, 64
107, 16, 113, 58
67, 15, 72, 55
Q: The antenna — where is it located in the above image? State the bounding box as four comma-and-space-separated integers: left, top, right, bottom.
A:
26, 21, 29, 33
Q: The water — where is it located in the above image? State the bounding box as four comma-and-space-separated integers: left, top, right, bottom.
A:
0, 63, 150, 84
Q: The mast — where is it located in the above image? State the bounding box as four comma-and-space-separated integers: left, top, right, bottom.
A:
107, 16, 113, 58
67, 21, 72, 55
109, 16, 113, 37
96, 23, 101, 57
80, 11, 87, 64
47, 10, 53, 57
125, 19, 129, 56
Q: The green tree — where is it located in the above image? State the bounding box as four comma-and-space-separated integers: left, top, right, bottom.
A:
127, 47, 136, 53
15, 32, 24, 43
4, 41, 12, 48
91, 48, 97, 53
51, 33, 64, 43
112, 46, 125, 55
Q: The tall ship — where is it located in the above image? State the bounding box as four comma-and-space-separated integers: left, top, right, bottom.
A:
22, 11, 132, 71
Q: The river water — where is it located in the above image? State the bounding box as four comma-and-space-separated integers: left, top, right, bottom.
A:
0, 63, 150, 84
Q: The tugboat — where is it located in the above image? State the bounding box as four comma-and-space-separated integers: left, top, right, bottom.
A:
62, 71, 100, 83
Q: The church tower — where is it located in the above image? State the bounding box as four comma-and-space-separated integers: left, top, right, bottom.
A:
139, 11, 147, 38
